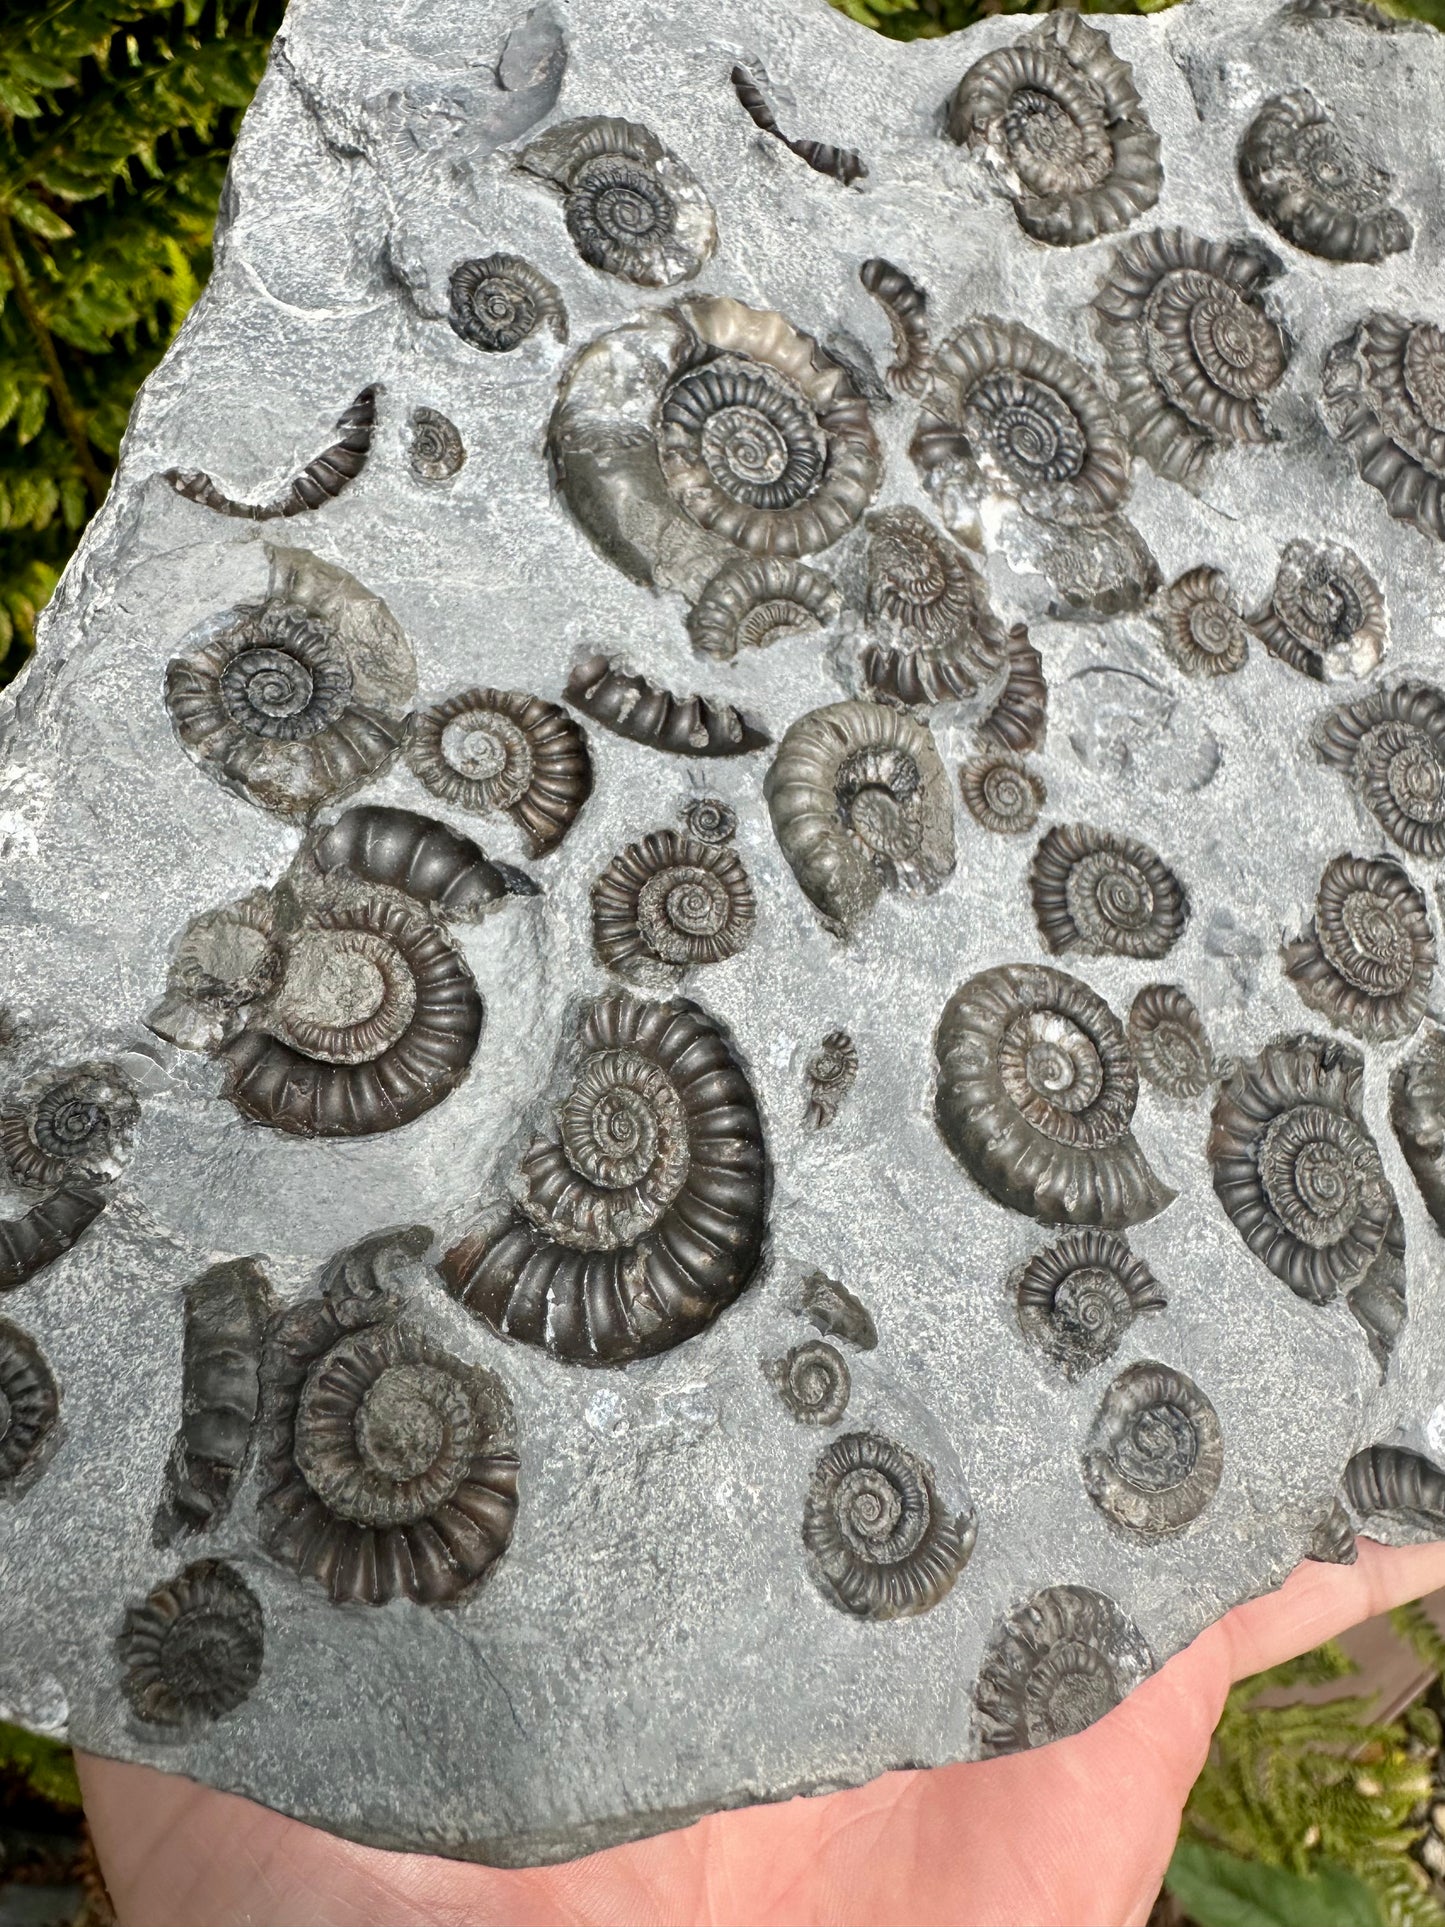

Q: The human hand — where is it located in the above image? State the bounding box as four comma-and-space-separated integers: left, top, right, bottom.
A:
76, 1538, 1445, 1927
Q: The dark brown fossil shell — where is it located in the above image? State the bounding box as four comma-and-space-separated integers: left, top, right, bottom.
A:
688, 556, 840, 661
163, 387, 376, 521
591, 830, 756, 982
443, 991, 768, 1367
795, 1270, 877, 1351
312, 806, 538, 918
1282, 854, 1435, 1042
679, 796, 737, 846
764, 1339, 851, 1424
862, 507, 1010, 705
1014, 1227, 1166, 1380
1091, 229, 1287, 486
1315, 679, 1445, 859
405, 690, 593, 857
804, 1031, 858, 1130
974, 1585, 1154, 1756
566, 656, 770, 758
448, 253, 567, 353
0, 1317, 60, 1489
1306, 1497, 1358, 1565
1322, 312, 1445, 544
1239, 90, 1410, 265
934, 962, 1174, 1228
802, 1430, 975, 1620
1128, 985, 1217, 1100
1253, 540, 1387, 680
1389, 1026, 1445, 1234
977, 626, 1048, 755
155, 1259, 276, 1546
859, 258, 931, 397
1029, 822, 1189, 961
959, 752, 1045, 836
1343, 1444, 1445, 1540
518, 116, 717, 287
118, 1559, 264, 1728
1155, 568, 1251, 678
946, 13, 1161, 249
408, 408, 465, 483
0, 1184, 108, 1296
1082, 1360, 1224, 1540
0, 1062, 138, 1190
730, 66, 867, 186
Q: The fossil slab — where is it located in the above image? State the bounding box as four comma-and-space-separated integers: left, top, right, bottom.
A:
3, 0, 1445, 1869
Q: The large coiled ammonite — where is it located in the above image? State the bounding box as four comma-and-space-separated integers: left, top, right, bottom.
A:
974, 1585, 1154, 1756
1323, 311, 1445, 544
802, 1430, 975, 1620
1238, 90, 1411, 265
1283, 853, 1435, 1042
1082, 1360, 1224, 1540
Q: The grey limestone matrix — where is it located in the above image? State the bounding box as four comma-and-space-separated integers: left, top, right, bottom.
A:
2, 0, 1445, 1868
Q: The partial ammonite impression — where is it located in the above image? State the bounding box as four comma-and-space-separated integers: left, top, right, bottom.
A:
443, 992, 768, 1366
946, 13, 1161, 248
1014, 1227, 1166, 1380
591, 830, 756, 983
0, 1318, 59, 1491
1315, 680, 1445, 859
1253, 540, 1386, 680
1283, 854, 1435, 1042
0, 1062, 137, 1190
1322, 312, 1445, 543
405, 688, 592, 857
0, 1185, 108, 1296
859, 257, 931, 396
688, 556, 840, 660
804, 1031, 858, 1130
1390, 1026, 1445, 1234
764, 1340, 851, 1425
1082, 1360, 1224, 1540
802, 1430, 975, 1620
164, 388, 376, 522
934, 963, 1174, 1228
118, 1560, 263, 1729
566, 657, 769, 758
408, 408, 465, 483
977, 627, 1048, 755
1343, 1444, 1445, 1542
1128, 985, 1217, 1100
1029, 823, 1188, 961
730, 66, 867, 186
1155, 568, 1250, 677
518, 117, 716, 286
861, 508, 1010, 706
447, 254, 567, 353
974, 1586, 1154, 1756
1239, 90, 1411, 264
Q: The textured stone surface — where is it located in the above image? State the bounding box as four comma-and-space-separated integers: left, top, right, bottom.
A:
3, 0, 1445, 1867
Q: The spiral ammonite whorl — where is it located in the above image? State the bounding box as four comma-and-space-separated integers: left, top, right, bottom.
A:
1014, 1228, 1166, 1379
802, 1430, 975, 1620
0, 1318, 59, 1489
974, 1585, 1154, 1756
1283, 853, 1435, 1042
1082, 1360, 1224, 1539
118, 1560, 264, 1728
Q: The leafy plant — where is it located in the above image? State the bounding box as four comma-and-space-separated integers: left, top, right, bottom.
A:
1167, 1840, 1385, 1927
0, 1717, 81, 1810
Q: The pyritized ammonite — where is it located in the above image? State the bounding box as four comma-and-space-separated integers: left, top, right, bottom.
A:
1315, 680, 1445, 858
1343, 1444, 1445, 1541
1029, 823, 1189, 961
934, 962, 1174, 1228
0, 1318, 59, 1490
1155, 567, 1250, 677
1127, 985, 1217, 1100
1091, 228, 1288, 486
0, 1184, 109, 1297
802, 1430, 975, 1620
408, 408, 465, 483
861, 507, 1010, 706
804, 1030, 858, 1130
974, 1585, 1154, 1756
945, 12, 1161, 248
859, 257, 931, 396
764, 1340, 851, 1425
566, 656, 769, 758
163, 388, 376, 522
0, 1062, 137, 1190
118, 1560, 263, 1728
1253, 540, 1387, 680
1014, 1227, 1166, 1380
959, 752, 1045, 835
687, 556, 840, 660
591, 830, 756, 984
1082, 1360, 1224, 1540
1282, 854, 1435, 1042
447, 253, 566, 353
1238, 90, 1411, 265
679, 796, 737, 846
977, 626, 1048, 755
1391, 1026, 1445, 1233
518, 117, 717, 287
443, 992, 768, 1366
405, 688, 592, 857
1322, 312, 1445, 544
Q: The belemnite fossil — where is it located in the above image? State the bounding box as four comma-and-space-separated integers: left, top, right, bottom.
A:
2, 0, 1444, 1869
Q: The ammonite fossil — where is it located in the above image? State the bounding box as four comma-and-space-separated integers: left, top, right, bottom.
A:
1091, 228, 1288, 486
911, 316, 1130, 525
687, 556, 840, 661
566, 656, 770, 758
1253, 540, 1387, 680
1155, 567, 1250, 677
859, 257, 931, 396
1389, 1026, 1445, 1234
405, 689, 592, 857
1027, 511, 1161, 623
804, 1030, 859, 1130
118, 1560, 263, 1728
310, 806, 538, 918
1282, 854, 1435, 1042
1127, 984, 1217, 1100
0, 1185, 108, 1296
518, 117, 717, 287
1343, 1444, 1445, 1541
447, 253, 567, 353
1307, 1497, 1358, 1565
730, 66, 867, 185
959, 752, 1045, 836
164, 387, 376, 521
0, 1317, 59, 1489
861, 507, 1010, 705
946, 13, 1162, 248
591, 830, 756, 983
802, 1430, 975, 1620
1322, 311, 1445, 544
795, 1270, 878, 1351
1082, 1360, 1224, 1540
764, 700, 955, 936
1014, 1227, 1166, 1380
764, 1340, 851, 1425
1029, 822, 1189, 961
934, 962, 1174, 1228
145, 888, 282, 1055
155, 1259, 275, 1546
974, 1586, 1154, 1756
407, 407, 466, 483
1209, 1034, 1397, 1305
0, 1062, 137, 1189
1238, 90, 1411, 264
977, 626, 1048, 755
679, 796, 737, 845
1315, 679, 1445, 859
443, 992, 768, 1366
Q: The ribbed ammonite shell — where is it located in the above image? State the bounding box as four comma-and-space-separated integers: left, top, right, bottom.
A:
764, 1340, 851, 1425
861, 507, 1009, 705
518, 117, 717, 287
974, 1584, 1154, 1755
1082, 1360, 1224, 1540
448, 253, 567, 353
0, 1062, 138, 1190
1127, 984, 1217, 1100
591, 830, 756, 982
1390, 1026, 1445, 1234
117, 1560, 263, 1728
1282, 853, 1435, 1042
1029, 822, 1189, 961
1343, 1443, 1445, 1542
802, 1430, 976, 1620
1239, 89, 1411, 264
959, 752, 1045, 835
804, 1030, 859, 1129
407, 408, 465, 483
1324, 311, 1445, 544
1014, 1227, 1166, 1379
1254, 539, 1387, 680
0, 1317, 60, 1490
1315, 679, 1445, 858
687, 556, 840, 660
405, 687, 592, 856
859, 257, 931, 395
1155, 567, 1250, 677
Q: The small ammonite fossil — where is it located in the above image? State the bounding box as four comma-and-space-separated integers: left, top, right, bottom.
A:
764, 1340, 851, 1425
1282, 853, 1435, 1043
1028, 511, 1161, 623
802, 1430, 975, 1621
1343, 1443, 1445, 1541
911, 316, 1130, 526
730, 66, 867, 186
566, 656, 770, 758
861, 507, 1010, 706
0, 1317, 59, 1490
1322, 312, 1445, 544
679, 796, 737, 845
1239, 90, 1411, 265
0, 1185, 108, 1296
1128, 985, 1217, 1100
974, 1585, 1155, 1756
443, 992, 768, 1367
117, 1559, 263, 1729
1306, 1497, 1358, 1565
405, 688, 592, 857
407, 408, 466, 483
795, 1270, 878, 1351
1391, 1027, 1445, 1234
1082, 1360, 1224, 1540
1014, 1228, 1166, 1380
1209, 1034, 1397, 1305
1155, 568, 1251, 678
1253, 540, 1387, 681
804, 1030, 859, 1130
591, 830, 756, 984
977, 626, 1048, 756
1029, 823, 1189, 961
946, 12, 1162, 249
859, 258, 931, 397
959, 753, 1045, 836
518, 116, 717, 287
447, 253, 567, 353
934, 962, 1174, 1229
765, 700, 955, 937
1315, 679, 1445, 859
687, 556, 840, 661
163, 387, 376, 521
0, 1062, 138, 1190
